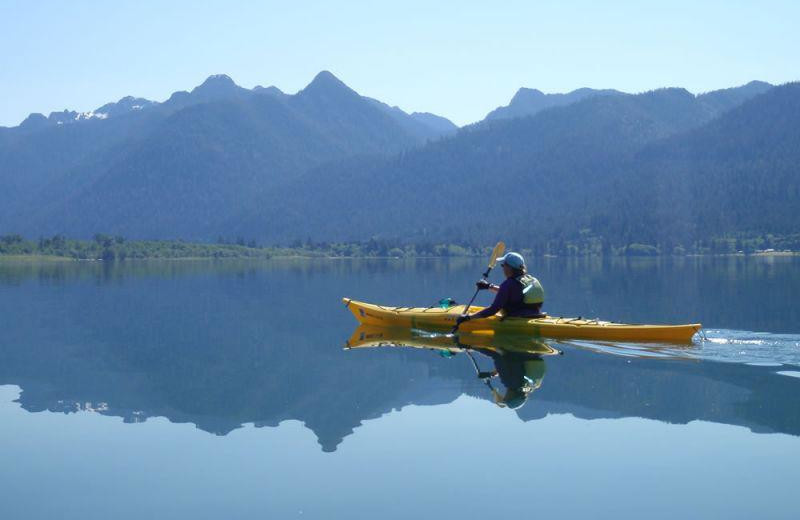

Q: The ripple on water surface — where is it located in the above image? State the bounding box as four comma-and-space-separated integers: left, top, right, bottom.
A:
698, 329, 800, 367
554, 329, 800, 369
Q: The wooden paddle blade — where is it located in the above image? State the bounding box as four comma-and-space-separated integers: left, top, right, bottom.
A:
487, 241, 505, 268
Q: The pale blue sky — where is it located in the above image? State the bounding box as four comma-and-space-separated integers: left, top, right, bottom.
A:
1, 0, 798, 127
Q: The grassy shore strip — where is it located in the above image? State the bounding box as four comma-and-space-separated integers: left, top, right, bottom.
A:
0, 235, 488, 261
0, 254, 75, 262
1, 235, 798, 261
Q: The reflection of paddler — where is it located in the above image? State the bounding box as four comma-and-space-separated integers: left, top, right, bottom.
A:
465, 346, 546, 410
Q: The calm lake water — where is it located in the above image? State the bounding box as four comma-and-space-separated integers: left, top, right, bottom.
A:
1, 256, 799, 519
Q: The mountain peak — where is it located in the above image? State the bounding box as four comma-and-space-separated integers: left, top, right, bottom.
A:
161, 74, 247, 108
19, 112, 48, 130
744, 80, 772, 89
300, 70, 356, 97
191, 74, 240, 98
48, 109, 79, 125
695, 81, 774, 112
253, 85, 285, 95
94, 96, 156, 117
486, 87, 619, 121
510, 87, 545, 104
311, 70, 343, 85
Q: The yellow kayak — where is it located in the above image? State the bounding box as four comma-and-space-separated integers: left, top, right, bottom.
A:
343, 298, 702, 343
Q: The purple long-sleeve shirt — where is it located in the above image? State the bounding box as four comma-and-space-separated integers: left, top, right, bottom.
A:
471, 278, 542, 319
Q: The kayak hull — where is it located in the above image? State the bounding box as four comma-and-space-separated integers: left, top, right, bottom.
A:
343, 298, 701, 343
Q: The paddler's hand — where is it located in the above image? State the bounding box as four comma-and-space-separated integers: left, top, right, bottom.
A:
475, 279, 491, 291
456, 314, 471, 326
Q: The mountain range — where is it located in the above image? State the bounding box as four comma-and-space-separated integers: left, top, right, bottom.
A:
484, 80, 773, 121
1, 72, 796, 252
0, 71, 458, 239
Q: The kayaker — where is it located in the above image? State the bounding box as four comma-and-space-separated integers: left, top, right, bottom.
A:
455, 251, 544, 326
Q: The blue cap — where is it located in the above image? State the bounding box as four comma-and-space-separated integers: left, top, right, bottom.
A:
497, 251, 525, 269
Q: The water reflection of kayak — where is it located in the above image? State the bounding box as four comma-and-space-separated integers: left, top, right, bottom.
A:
343, 298, 702, 343
344, 325, 561, 357
345, 325, 555, 409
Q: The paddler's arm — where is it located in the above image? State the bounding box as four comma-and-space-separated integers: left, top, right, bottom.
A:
476, 280, 500, 293
468, 281, 510, 320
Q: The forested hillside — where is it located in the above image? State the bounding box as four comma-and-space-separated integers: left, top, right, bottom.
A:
598, 82, 800, 252
231, 83, 795, 253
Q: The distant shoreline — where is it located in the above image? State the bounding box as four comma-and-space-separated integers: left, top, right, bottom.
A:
2, 251, 797, 262
2, 234, 798, 261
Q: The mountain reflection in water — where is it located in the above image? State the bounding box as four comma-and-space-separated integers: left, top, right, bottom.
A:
0, 257, 799, 453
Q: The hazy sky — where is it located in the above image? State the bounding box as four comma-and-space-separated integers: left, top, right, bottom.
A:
1, 0, 798, 127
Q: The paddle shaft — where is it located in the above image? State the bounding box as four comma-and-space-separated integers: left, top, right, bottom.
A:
462, 347, 496, 390
452, 242, 504, 334
462, 264, 493, 316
